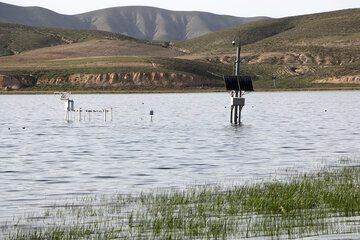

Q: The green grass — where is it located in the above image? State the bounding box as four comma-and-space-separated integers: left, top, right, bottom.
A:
176, 9, 360, 55
0, 22, 143, 57
2, 159, 360, 239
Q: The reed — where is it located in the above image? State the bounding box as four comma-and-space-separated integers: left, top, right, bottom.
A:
2, 160, 360, 239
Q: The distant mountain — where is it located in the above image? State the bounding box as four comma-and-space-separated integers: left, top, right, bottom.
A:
0, 2, 86, 29
0, 2, 268, 40
75, 6, 268, 40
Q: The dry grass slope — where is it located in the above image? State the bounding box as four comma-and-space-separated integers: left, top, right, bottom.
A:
0, 22, 137, 57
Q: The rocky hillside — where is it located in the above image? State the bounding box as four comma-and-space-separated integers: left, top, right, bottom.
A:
0, 72, 220, 91
0, 2, 268, 41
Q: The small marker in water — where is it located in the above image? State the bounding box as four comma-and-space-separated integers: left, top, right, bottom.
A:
150, 109, 154, 121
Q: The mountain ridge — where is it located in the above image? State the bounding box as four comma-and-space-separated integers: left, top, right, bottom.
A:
0, 2, 268, 40
0, 8, 359, 91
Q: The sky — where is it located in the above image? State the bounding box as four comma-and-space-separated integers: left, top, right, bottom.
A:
1, 0, 359, 18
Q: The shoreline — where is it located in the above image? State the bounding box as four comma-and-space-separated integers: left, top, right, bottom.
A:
1, 86, 360, 95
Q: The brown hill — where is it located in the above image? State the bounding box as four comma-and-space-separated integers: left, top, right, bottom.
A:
3, 39, 180, 61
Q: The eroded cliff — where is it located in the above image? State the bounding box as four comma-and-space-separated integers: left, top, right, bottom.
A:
0, 72, 219, 91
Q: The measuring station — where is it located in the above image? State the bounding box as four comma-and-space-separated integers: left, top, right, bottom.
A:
55, 92, 112, 122
223, 37, 254, 124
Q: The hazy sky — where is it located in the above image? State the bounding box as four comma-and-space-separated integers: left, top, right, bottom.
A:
1, 0, 359, 17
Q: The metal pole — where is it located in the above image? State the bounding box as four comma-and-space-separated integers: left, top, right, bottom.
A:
272, 75, 277, 88
239, 106, 242, 123
65, 109, 69, 122
110, 108, 113, 121
234, 91, 238, 124
79, 108, 81, 121
104, 109, 107, 122
235, 46, 241, 76
234, 45, 241, 125
64, 100, 68, 121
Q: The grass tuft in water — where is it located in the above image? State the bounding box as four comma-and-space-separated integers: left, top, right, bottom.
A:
2, 161, 360, 239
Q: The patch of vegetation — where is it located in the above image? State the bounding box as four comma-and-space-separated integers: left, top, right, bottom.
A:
176, 9, 360, 55
2, 160, 360, 239
150, 57, 232, 79
0, 22, 142, 57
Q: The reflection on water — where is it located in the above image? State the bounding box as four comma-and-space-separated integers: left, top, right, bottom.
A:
0, 91, 359, 220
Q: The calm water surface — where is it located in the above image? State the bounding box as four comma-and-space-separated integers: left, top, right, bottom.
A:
0, 91, 360, 221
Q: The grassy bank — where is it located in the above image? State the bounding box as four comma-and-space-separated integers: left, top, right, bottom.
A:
2, 159, 360, 239
1, 57, 360, 92
0, 86, 225, 95
2, 86, 360, 95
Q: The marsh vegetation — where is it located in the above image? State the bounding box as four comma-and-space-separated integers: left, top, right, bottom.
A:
2, 159, 360, 239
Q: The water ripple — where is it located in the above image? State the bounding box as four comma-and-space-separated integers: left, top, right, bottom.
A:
0, 92, 360, 221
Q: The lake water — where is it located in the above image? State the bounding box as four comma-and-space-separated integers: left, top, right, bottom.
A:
0, 91, 360, 222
